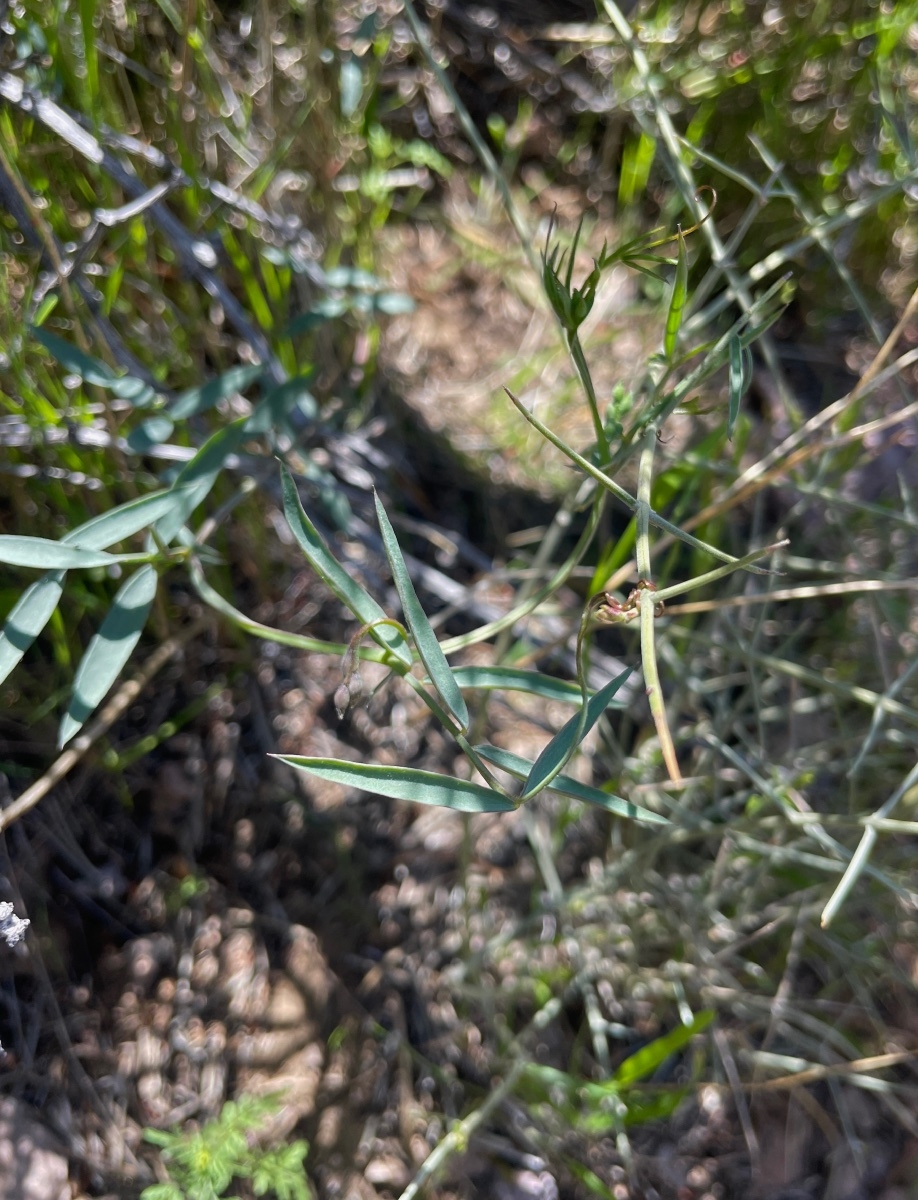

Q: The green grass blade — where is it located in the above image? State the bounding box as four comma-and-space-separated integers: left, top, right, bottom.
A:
521, 668, 632, 800
450, 666, 593, 705
0, 538, 120, 569
169, 364, 264, 421
610, 1010, 714, 1089
0, 572, 65, 685
274, 757, 515, 813
374, 491, 470, 731
154, 418, 249, 544
59, 564, 158, 747
727, 331, 745, 440
280, 465, 412, 667
475, 744, 665, 824
663, 230, 687, 360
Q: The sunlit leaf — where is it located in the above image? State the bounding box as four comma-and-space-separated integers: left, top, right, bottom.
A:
0, 490, 185, 683
59, 564, 158, 746
275, 757, 515, 812
280, 464, 412, 667
374, 492, 469, 732
0, 537, 120, 569
611, 1011, 714, 1089
70, 489, 188, 550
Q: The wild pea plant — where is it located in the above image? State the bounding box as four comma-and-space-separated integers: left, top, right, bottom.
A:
272, 203, 788, 813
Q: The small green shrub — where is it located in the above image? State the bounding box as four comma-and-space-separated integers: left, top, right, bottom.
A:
141, 1094, 311, 1200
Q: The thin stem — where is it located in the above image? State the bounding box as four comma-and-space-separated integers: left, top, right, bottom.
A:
505, 388, 766, 572
635, 426, 682, 784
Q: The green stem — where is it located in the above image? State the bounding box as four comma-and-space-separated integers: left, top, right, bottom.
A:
505, 387, 766, 572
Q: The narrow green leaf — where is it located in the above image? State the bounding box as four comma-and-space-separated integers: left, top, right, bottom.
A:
169, 364, 264, 421
154, 418, 250, 544
0, 537, 119, 569
31, 326, 118, 387
59, 564, 158, 747
374, 492, 470, 732
280, 464, 412, 667
32, 293, 59, 327
621, 1088, 690, 1127
0, 490, 185, 683
66, 488, 188, 550
274, 757, 515, 813
475, 744, 666, 824
727, 331, 745, 440
663, 231, 688, 360
31, 327, 155, 403
521, 669, 632, 800
450, 666, 592, 705
0, 572, 65, 685
611, 1011, 714, 1089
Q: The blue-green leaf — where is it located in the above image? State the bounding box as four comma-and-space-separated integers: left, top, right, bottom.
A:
521, 668, 632, 800
154, 418, 250, 544
475, 744, 666, 824
0, 490, 186, 683
450, 666, 590, 705
169, 364, 264, 421
663, 230, 688, 361
59, 564, 158, 747
65, 489, 189, 550
0, 537, 120, 569
108, 374, 157, 406
0, 572, 65, 685
275, 757, 515, 813
32, 326, 119, 387
127, 415, 175, 453
280, 464, 412, 667
374, 492, 469, 732
31, 327, 155, 403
